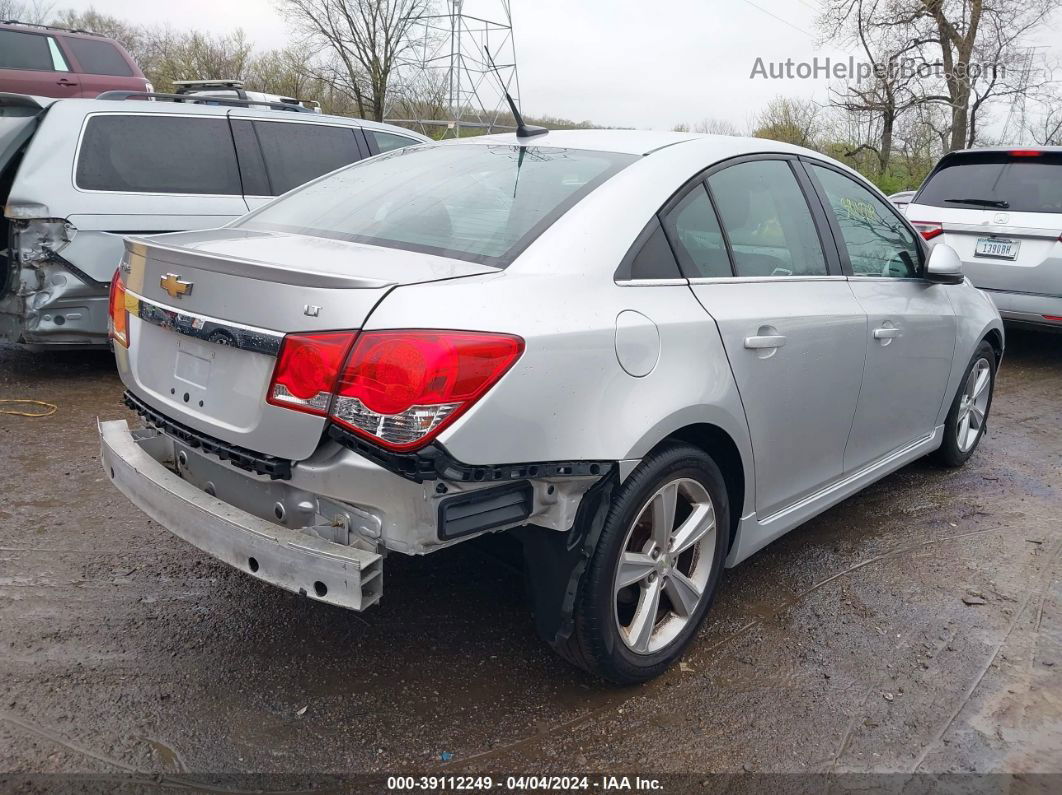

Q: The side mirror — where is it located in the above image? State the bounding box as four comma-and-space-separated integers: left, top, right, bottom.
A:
926, 244, 964, 285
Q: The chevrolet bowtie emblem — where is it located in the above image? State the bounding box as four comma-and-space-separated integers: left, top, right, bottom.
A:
160, 273, 193, 299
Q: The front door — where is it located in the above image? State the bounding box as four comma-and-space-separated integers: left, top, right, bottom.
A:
0, 28, 81, 98
666, 158, 868, 519
804, 162, 957, 471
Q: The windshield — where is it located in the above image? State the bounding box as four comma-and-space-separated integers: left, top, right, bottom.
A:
236, 143, 638, 266
915, 151, 1062, 214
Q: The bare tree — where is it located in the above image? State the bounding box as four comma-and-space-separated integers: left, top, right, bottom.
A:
820, 0, 931, 172
0, 0, 53, 24
279, 0, 431, 122
884, 0, 1060, 151
1025, 88, 1062, 145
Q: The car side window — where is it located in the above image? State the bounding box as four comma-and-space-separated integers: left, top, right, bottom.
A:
620, 217, 682, 280
76, 115, 243, 195
707, 160, 828, 277
253, 121, 362, 195
370, 130, 418, 153
0, 30, 54, 71
63, 38, 134, 76
661, 183, 732, 278
809, 164, 921, 278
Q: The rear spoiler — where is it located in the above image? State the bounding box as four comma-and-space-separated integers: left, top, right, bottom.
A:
123, 237, 397, 290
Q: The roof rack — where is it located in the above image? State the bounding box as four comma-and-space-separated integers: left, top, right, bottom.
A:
172, 80, 245, 93
1, 20, 102, 36
94, 90, 315, 114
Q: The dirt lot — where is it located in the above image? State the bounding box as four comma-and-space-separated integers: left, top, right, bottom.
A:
0, 330, 1060, 785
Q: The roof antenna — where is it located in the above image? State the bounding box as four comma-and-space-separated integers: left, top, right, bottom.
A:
483, 46, 547, 143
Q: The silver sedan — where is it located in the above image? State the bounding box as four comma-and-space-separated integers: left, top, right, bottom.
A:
100, 130, 1003, 683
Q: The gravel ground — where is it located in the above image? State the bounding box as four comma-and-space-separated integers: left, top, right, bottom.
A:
0, 329, 1059, 786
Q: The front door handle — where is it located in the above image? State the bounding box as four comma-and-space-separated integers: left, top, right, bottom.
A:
744, 334, 787, 350
873, 327, 902, 340
56, 78, 79, 86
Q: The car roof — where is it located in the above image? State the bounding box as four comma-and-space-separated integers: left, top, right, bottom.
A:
0, 92, 429, 139
946, 145, 1062, 156
459, 128, 822, 159
0, 20, 118, 41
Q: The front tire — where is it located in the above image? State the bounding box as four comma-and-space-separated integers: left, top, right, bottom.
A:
931, 340, 996, 468
553, 442, 729, 684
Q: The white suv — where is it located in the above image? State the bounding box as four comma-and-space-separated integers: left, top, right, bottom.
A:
1, 91, 426, 349
906, 147, 1062, 330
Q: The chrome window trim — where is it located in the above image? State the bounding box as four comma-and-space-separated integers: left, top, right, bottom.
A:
614, 278, 689, 287
128, 290, 284, 356
687, 275, 848, 285
845, 276, 929, 284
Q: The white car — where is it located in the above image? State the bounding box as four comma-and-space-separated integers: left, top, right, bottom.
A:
906, 147, 1062, 330
100, 131, 1003, 683
888, 190, 915, 212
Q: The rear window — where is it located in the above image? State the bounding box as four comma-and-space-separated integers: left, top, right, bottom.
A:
63, 37, 134, 76
236, 143, 636, 266
0, 30, 53, 71
76, 115, 242, 195
915, 151, 1062, 214
370, 130, 418, 153
253, 121, 362, 195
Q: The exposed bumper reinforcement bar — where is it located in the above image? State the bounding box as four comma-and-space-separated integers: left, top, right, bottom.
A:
99, 419, 382, 611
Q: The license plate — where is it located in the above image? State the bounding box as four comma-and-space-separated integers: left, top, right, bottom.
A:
175, 339, 213, 388
975, 237, 1019, 260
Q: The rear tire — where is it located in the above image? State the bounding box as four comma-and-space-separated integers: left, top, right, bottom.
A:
931, 340, 996, 468
552, 442, 729, 684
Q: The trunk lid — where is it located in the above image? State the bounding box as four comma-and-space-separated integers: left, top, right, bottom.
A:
118, 228, 497, 461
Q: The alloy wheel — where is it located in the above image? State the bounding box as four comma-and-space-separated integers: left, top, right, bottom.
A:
613, 477, 717, 654
956, 358, 992, 453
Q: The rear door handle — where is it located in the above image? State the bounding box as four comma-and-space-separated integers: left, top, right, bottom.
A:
56, 78, 79, 86
744, 334, 787, 350
873, 327, 902, 340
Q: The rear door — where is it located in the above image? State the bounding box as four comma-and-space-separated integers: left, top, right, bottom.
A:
231, 117, 367, 210
804, 161, 957, 471
0, 28, 81, 97
679, 156, 868, 518
907, 150, 1062, 297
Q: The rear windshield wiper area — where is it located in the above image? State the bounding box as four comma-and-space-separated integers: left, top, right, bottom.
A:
944, 198, 1010, 209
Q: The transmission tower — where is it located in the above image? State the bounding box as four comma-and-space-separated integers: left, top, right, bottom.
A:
388, 0, 523, 137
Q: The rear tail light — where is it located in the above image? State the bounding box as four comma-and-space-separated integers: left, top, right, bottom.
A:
108, 271, 129, 348
267, 332, 358, 415
332, 330, 524, 451
1044, 315, 1062, 323
266, 329, 524, 451
911, 221, 944, 241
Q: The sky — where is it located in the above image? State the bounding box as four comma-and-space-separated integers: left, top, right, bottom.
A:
62, 0, 1062, 133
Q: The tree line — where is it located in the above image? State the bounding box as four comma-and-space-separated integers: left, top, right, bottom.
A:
4, 0, 1058, 190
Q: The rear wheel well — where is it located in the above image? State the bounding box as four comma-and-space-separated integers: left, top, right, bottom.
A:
659, 424, 745, 553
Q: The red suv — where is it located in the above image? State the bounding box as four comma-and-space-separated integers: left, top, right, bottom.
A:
0, 21, 149, 98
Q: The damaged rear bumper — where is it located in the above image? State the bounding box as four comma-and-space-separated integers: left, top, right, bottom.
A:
0, 260, 109, 348
99, 419, 383, 610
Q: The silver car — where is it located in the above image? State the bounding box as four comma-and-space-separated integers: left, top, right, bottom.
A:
906, 147, 1062, 331
99, 131, 1003, 683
